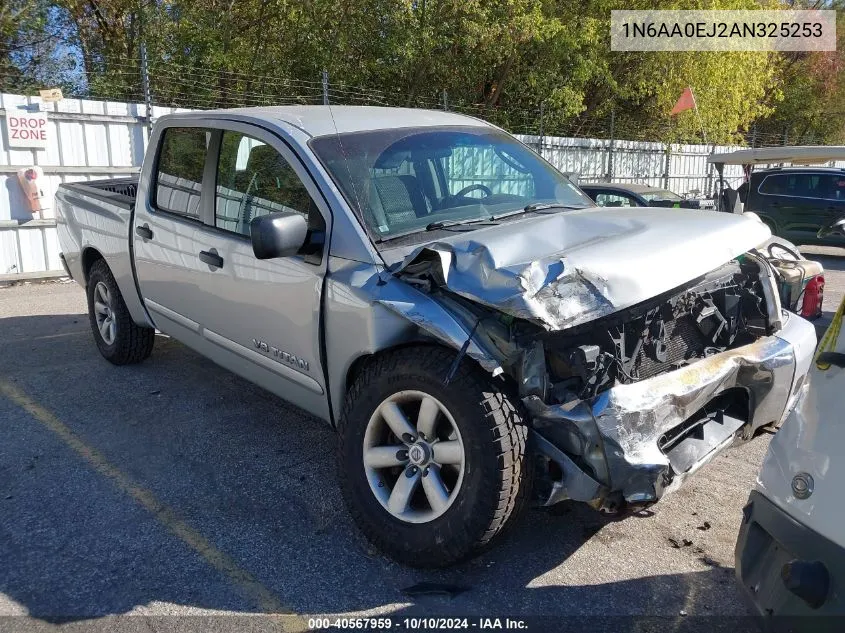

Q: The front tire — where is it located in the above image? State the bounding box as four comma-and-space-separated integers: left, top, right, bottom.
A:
338, 347, 530, 567
86, 259, 155, 365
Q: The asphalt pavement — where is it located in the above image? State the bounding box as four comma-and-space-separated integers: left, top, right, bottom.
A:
1, 245, 843, 631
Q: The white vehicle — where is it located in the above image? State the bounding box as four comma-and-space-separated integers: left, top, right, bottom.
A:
736, 286, 845, 618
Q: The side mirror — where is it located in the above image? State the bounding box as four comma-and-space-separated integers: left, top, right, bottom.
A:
817, 216, 845, 239
250, 212, 308, 260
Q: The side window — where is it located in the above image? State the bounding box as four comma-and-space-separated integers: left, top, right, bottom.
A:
807, 174, 844, 200
154, 127, 209, 219
830, 175, 845, 200
759, 174, 787, 195
758, 173, 831, 197
215, 131, 322, 239
788, 174, 812, 197
594, 192, 636, 207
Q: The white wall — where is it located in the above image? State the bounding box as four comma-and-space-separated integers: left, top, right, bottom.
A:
0, 92, 186, 276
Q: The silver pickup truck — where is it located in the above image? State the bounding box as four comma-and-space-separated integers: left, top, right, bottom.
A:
56, 106, 816, 567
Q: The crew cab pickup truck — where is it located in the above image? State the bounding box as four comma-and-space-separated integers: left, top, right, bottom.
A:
56, 107, 817, 567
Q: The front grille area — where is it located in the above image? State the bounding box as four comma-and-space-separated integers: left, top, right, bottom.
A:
544, 258, 770, 402
657, 389, 749, 473
635, 314, 709, 380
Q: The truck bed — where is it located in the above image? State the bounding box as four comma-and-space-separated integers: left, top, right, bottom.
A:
59, 177, 139, 210
55, 174, 152, 328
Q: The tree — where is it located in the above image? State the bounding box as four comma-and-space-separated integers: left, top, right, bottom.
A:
0, 0, 837, 146
755, 5, 845, 145
1, 1, 53, 92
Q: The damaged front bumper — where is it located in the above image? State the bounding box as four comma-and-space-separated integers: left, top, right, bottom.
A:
526, 311, 817, 510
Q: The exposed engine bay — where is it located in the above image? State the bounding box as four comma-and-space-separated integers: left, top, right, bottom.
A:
540, 258, 771, 404
376, 209, 815, 511
393, 252, 777, 409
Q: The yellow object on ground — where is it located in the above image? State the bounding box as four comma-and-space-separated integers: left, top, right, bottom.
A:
816, 296, 845, 370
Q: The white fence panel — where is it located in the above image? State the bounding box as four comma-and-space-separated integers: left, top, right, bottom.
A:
610, 140, 667, 188
0, 92, 176, 276
0, 230, 18, 275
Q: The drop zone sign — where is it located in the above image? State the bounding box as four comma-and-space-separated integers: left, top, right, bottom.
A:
5, 111, 49, 149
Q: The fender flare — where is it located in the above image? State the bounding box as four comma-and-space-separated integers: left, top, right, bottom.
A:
373, 276, 504, 376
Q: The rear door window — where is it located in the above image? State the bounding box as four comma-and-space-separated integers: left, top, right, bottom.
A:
153, 127, 209, 219
807, 174, 845, 200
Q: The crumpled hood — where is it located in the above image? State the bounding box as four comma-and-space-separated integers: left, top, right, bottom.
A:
394, 207, 771, 330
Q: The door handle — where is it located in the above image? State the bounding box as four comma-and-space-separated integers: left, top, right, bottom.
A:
199, 250, 224, 268
135, 224, 153, 240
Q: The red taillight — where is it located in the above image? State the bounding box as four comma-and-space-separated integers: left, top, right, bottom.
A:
801, 275, 824, 320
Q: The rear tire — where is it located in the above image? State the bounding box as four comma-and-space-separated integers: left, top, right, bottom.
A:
338, 346, 531, 567
86, 259, 155, 365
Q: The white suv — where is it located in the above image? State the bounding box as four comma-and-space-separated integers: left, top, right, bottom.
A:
736, 308, 845, 619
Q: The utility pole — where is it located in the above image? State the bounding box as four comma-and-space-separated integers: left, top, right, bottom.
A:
537, 102, 544, 156
138, 4, 152, 132
140, 42, 152, 132
322, 70, 329, 105
442, 89, 448, 111
607, 107, 616, 182
706, 143, 716, 197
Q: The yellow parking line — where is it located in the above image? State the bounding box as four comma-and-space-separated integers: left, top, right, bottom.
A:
29, 330, 89, 341
0, 378, 299, 621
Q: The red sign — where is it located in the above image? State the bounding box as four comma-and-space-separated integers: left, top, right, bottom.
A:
6, 112, 49, 149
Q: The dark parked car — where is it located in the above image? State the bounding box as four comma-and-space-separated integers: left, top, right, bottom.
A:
742, 167, 845, 246
579, 182, 711, 209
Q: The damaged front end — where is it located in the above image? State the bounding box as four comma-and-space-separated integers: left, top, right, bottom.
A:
387, 225, 815, 513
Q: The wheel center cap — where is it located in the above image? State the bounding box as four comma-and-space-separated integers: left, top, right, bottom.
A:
408, 442, 431, 466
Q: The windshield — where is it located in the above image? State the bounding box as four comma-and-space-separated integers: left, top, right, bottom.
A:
310, 126, 594, 240
641, 189, 682, 202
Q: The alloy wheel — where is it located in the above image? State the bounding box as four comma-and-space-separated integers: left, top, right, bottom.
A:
93, 281, 117, 345
362, 390, 466, 524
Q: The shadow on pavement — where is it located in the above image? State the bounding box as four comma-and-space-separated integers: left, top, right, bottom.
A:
0, 312, 751, 623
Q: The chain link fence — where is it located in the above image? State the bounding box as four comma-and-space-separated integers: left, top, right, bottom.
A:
1, 49, 832, 216
0, 50, 817, 150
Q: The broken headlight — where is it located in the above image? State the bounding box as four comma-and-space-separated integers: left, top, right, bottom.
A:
544, 258, 771, 403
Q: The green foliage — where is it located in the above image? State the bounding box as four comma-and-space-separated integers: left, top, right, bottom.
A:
0, 0, 840, 145
752, 4, 845, 145
1, 0, 52, 91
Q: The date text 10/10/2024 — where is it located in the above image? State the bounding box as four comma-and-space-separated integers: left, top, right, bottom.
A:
308, 617, 529, 630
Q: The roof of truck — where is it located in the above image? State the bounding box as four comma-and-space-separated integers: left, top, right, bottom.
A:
161, 106, 491, 137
